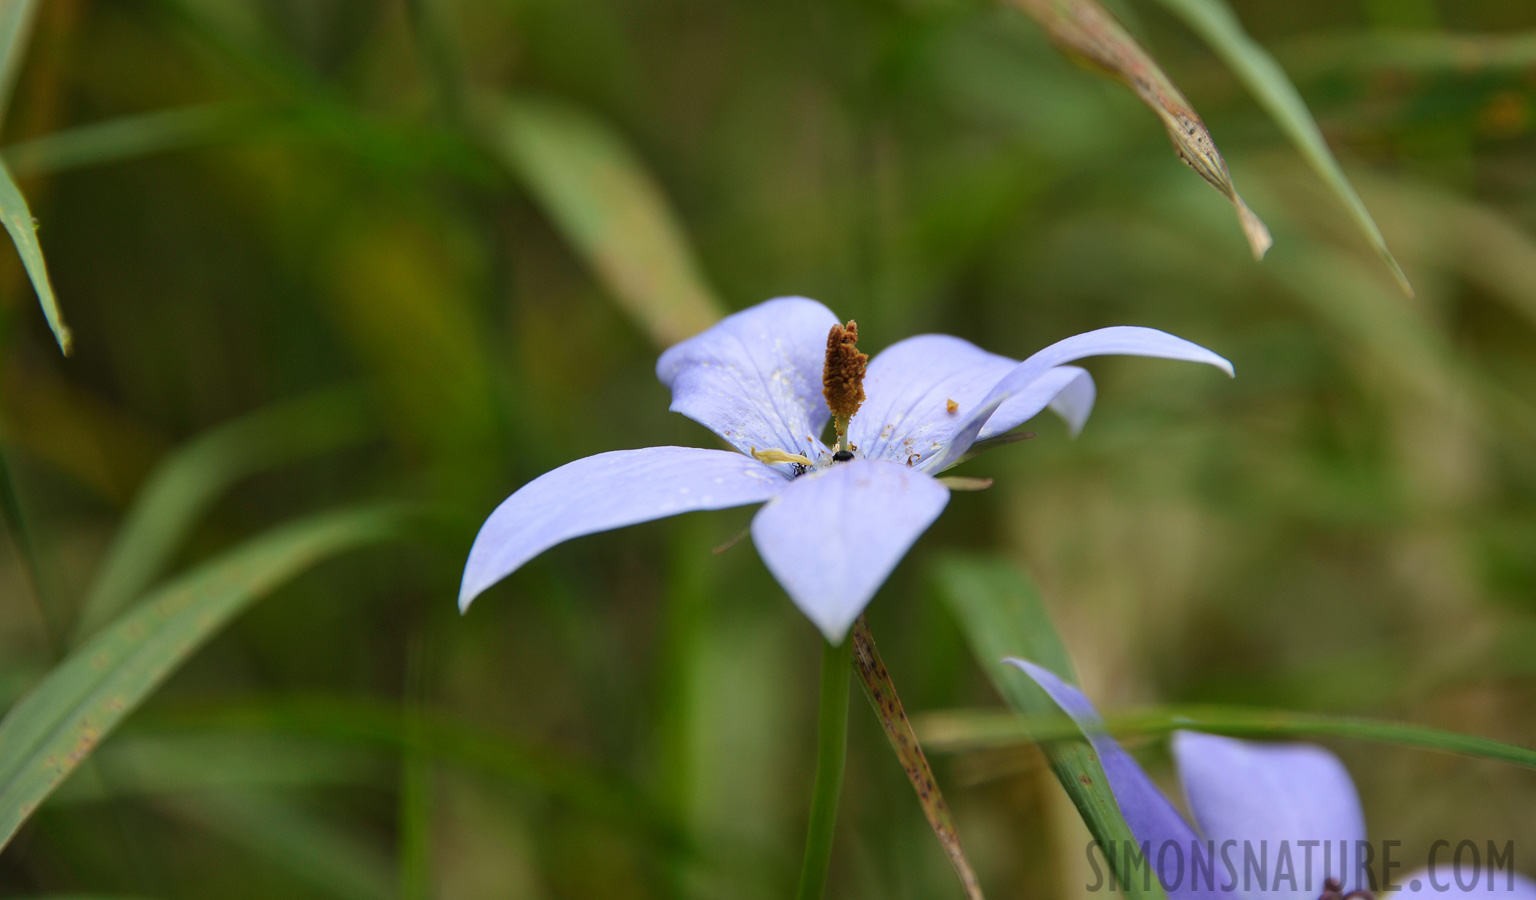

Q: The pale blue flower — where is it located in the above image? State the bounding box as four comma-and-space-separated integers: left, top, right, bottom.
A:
459, 297, 1231, 641
1009, 659, 1536, 900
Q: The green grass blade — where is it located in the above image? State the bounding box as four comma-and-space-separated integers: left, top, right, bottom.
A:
913, 705, 1536, 769
932, 554, 1165, 900
478, 94, 725, 346
0, 0, 38, 130
0, 1, 67, 353
49, 733, 382, 803
73, 387, 376, 642
1006, 0, 1271, 258
1279, 29, 1536, 78
2, 104, 250, 178
1146, 0, 1412, 295
0, 156, 70, 354
0, 505, 408, 850
934, 555, 1076, 683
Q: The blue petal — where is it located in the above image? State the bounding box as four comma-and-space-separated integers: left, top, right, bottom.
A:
848, 333, 1098, 465
922, 327, 1233, 472
976, 362, 1097, 442
460, 447, 785, 610
1005, 659, 1236, 900
1172, 731, 1367, 900
1029, 364, 1096, 440
656, 297, 839, 461
1402, 868, 1536, 899
750, 459, 948, 642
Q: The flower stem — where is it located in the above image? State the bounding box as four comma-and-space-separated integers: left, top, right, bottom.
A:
794, 635, 854, 900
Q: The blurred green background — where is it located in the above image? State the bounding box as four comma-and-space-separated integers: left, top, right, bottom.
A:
1, 0, 1535, 897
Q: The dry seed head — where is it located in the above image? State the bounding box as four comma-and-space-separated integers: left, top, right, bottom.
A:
822, 320, 867, 421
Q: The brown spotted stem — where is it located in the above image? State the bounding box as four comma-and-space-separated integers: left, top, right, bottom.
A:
851, 616, 986, 900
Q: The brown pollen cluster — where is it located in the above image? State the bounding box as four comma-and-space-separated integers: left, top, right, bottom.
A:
822, 320, 867, 421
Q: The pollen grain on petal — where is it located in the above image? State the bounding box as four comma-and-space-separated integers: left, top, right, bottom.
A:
822, 320, 868, 421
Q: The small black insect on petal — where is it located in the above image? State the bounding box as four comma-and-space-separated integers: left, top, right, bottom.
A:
832, 449, 855, 463
790, 463, 808, 477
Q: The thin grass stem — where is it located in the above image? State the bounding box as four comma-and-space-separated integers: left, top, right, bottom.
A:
793, 635, 853, 900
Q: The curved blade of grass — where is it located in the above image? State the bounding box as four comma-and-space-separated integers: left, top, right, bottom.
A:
933, 554, 1166, 900
0, 0, 70, 354
477, 94, 725, 345
912, 705, 1536, 769
1278, 29, 1536, 78
1006, 0, 1271, 259
73, 386, 376, 642
0, 157, 69, 354
849, 617, 984, 900
0, 504, 408, 851
0, 102, 490, 183
2, 104, 252, 179
49, 733, 382, 803
1146, 0, 1411, 295
1352, 171, 1536, 331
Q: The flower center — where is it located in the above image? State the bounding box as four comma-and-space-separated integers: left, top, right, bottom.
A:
748, 321, 867, 478
822, 320, 867, 454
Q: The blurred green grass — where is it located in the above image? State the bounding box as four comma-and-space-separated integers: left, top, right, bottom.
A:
1, 0, 1535, 897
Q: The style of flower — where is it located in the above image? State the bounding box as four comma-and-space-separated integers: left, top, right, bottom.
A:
459, 297, 1231, 641
1009, 659, 1536, 900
